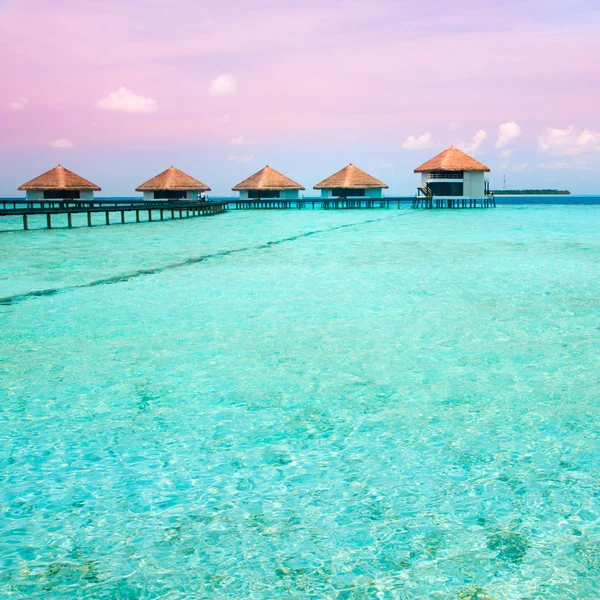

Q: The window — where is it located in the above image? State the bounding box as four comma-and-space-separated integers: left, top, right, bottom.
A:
331, 188, 366, 197
428, 182, 463, 197
43, 190, 80, 199
154, 190, 187, 200
248, 190, 280, 198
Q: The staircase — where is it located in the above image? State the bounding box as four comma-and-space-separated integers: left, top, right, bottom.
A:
418, 185, 433, 198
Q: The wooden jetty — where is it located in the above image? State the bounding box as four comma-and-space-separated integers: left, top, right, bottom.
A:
228, 197, 415, 210
1, 193, 497, 231
226, 196, 495, 209
0, 199, 228, 230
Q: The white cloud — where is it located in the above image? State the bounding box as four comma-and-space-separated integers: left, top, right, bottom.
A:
538, 158, 589, 171
230, 136, 245, 145
50, 138, 74, 148
228, 155, 254, 162
458, 129, 488, 153
496, 122, 521, 148
499, 148, 513, 170
538, 160, 571, 170
401, 132, 434, 150
382, 162, 394, 169
9, 98, 28, 110
209, 74, 237, 96
512, 162, 529, 172
97, 87, 158, 114
538, 126, 600, 156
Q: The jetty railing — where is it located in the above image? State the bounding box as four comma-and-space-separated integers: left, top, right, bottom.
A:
411, 195, 496, 208
226, 197, 416, 210
1, 193, 498, 231
0, 200, 228, 230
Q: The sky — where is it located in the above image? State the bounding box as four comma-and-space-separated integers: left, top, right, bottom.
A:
0, 0, 599, 196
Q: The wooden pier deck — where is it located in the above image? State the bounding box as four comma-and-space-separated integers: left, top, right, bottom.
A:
0, 194, 496, 231
226, 197, 416, 210
412, 196, 496, 209
226, 196, 495, 210
0, 200, 228, 230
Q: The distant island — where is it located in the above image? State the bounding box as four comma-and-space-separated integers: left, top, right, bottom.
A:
492, 189, 571, 196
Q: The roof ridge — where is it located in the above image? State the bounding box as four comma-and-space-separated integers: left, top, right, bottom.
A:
18, 165, 101, 191
135, 166, 211, 191
414, 146, 490, 173
232, 165, 305, 191
314, 164, 388, 189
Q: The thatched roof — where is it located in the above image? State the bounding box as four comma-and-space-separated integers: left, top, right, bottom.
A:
314, 164, 388, 189
232, 166, 304, 191
136, 166, 210, 192
18, 165, 101, 191
414, 146, 490, 173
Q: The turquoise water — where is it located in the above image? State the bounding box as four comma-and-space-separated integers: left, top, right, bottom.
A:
1, 206, 599, 598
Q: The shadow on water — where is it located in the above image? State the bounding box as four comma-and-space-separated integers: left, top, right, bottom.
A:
0, 213, 414, 306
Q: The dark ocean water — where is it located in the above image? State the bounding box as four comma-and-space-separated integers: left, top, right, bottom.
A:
494, 195, 600, 204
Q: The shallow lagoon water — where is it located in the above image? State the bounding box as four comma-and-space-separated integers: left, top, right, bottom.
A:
1, 206, 599, 598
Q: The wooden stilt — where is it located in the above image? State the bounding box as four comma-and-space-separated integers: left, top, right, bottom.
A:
68, 213, 72, 228
121, 211, 125, 224
105, 212, 110, 225
23, 214, 28, 230
47, 214, 52, 229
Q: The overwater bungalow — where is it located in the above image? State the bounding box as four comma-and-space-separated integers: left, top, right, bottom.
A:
232, 166, 305, 199
314, 164, 388, 198
18, 165, 101, 201
414, 146, 491, 200
136, 166, 211, 201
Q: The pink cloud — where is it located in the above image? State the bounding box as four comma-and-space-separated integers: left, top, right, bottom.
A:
0, 0, 598, 153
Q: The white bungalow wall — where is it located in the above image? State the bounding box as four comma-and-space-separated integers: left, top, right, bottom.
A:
421, 172, 486, 198
25, 191, 43, 201
463, 172, 485, 198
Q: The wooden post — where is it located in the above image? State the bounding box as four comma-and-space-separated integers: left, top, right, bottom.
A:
87, 212, 92, 227
47, 214, 52, 229
148, 210, 152, 221
160, 209, 164, 220
171, 210, 175, 219
136, 210, 140, 222
105, 211, 110, 225
121, 211, 125, 224
23, 214, 28, 230
68, 213, 73, 228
